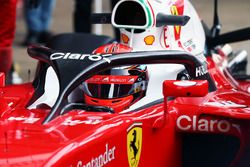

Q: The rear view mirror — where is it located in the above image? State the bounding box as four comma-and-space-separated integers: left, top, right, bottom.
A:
153, 80, 208, 129
163, 80, 208, 97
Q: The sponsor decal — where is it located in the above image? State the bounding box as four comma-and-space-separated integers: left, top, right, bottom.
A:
102, 77, 109, 82
8, 116, 40, 124
184, 39, 196, 52
127, 123, 142, 167
177, 115, 233, 133
171, 6, 180, 34
62, 117, 102, 126
144, 35, 155, 45
76, 143, 116, 167
195, 64, 208, 77
86, 75, 138, 85
204, 101, 247, 108
183, 39, 193, 47
50, 53, 111, 63
170, 1, 184, 41
121, 33, 130, 44
163, 27, 170, 48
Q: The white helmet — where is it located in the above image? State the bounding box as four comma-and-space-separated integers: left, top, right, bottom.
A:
111, 0, 206, 59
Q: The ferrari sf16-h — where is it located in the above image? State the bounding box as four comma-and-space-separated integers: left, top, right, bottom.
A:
1, 0, 250, 167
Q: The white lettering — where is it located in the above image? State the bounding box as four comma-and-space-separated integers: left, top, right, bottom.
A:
62, 118, 102, 126
50, 53, 111, 63
50, 52, 64, 60
195, 65, 208, 77
217, 120, 230, 132
68, 53, 81, 59
204, 101, 247, 108
80, 54, 87, 60
210, 119, 217, 132
63, 52, 70, 59
177, 115, 231, 133
8, 117, 40, 124
77, 161, 83, 167
196, 66, 202, 77
176, 115, 191, 130
193, 115, 197, 131
89, 55, 102, 61
75, 144, 115, 167
197, 119, 209, 132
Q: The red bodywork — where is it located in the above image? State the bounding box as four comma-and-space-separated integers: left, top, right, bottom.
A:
1, 44, 250, 167
209, 48, 250, 94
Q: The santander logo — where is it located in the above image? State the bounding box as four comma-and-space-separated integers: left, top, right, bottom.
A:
176, 115, 233, 133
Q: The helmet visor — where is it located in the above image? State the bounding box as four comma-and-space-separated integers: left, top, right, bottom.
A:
83, 83, 134, 99
82, 66, 147, 99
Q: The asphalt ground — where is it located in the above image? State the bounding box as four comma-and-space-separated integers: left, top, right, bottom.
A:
13, 0, 250, 82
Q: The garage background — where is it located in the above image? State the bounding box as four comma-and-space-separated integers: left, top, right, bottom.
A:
13, 0, 250, 82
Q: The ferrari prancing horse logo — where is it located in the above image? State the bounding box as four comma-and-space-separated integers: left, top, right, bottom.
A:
127, 123, 142, 167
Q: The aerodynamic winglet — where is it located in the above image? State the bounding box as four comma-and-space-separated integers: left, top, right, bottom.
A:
156, 13, 190, 27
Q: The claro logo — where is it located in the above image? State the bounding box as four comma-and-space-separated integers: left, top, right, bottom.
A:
50, 52, 111, 63
176, 115, 232, 133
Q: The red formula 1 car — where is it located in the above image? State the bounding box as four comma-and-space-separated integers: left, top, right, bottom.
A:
1, 0, 250, 167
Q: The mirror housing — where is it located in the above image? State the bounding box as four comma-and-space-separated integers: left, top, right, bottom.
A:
163, 80, 208, 97
153, 80, 208, 129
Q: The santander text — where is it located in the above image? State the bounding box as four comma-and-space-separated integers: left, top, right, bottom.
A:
76, 144, 115, 167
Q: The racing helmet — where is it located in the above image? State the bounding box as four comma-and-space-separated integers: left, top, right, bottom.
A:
111, 0, 165, 51
81, 65, 148, 113
111, 0, 206, 55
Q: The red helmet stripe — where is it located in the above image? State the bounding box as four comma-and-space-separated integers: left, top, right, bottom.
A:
86, 75, 138, 84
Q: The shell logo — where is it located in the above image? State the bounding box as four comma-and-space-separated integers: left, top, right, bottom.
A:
144, 35, 155, 45
121, 33, 130, 44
